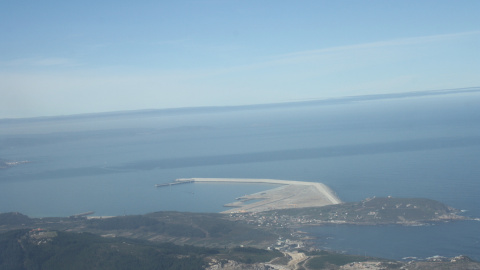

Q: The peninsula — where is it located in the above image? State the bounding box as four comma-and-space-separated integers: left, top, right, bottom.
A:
159, 178, 342, 213
0, 178, 473, 269
157, 178, 465, 226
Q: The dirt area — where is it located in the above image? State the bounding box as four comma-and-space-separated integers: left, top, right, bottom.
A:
187, 178, 341, 213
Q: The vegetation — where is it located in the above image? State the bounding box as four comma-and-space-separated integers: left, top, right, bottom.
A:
0, 197, 472, 270
85, 211, 278, 246
0, 212, 33, 226
0, 229, 289, 270
306, 253, 369, 269
262, 197, 462, 225
0, 229, 218, 270
1, 211, 278, 248
224, 246, 283, 264
86, 215, 161, 230
0, 209, 478, 270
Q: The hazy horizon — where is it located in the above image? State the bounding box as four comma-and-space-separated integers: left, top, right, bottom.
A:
1, 86, 479, 120
2, 1, 479, 118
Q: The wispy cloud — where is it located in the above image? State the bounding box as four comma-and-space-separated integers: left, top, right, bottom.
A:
196, 30, 480, 79
1, 31, 478, 118
273, 31, 480, 62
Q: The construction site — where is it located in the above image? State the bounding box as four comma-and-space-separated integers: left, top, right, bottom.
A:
157, 178, 342, 213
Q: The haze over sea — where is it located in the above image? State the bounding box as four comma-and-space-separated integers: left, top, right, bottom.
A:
1, 89, 480, 260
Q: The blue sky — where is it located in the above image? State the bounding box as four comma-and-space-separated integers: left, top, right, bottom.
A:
1, 0, 479, 118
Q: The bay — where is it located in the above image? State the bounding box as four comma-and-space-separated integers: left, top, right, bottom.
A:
1, 92, 480, 260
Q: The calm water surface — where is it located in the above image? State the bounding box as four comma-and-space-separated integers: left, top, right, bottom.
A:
1, 93, 480, 260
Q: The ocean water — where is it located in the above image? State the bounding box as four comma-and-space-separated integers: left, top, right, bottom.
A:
1, 92, 480, 260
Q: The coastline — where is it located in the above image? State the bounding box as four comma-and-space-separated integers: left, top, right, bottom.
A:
184, 178, 342, 213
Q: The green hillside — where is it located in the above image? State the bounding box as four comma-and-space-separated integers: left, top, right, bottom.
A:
0, 229, 214, 270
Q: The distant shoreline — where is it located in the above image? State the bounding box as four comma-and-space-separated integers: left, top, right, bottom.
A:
2, 86, 479, 121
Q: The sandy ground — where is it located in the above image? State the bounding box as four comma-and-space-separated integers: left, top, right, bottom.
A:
286, 252, 307, 270
180, 178, 342, 213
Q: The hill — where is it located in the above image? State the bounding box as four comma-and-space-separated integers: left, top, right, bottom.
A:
0, 229, 214, 270
231, 197, 465, 227
0, 203, 478, 270
0, 229, 287, 270
0, 211, 279, 248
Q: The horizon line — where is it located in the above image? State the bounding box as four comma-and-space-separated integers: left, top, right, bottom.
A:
1, 86, 479, 122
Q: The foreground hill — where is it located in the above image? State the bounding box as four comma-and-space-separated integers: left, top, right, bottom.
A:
0, 229, 284, 270
0, 197, 477, 269
1, 229, 478, 270
0, 211, 279, 248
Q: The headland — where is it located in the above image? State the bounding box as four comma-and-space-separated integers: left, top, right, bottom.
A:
161, 178, 342, 213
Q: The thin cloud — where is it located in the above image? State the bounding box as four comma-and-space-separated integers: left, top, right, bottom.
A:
274, 31, 480, 61
199, 30, 480, 77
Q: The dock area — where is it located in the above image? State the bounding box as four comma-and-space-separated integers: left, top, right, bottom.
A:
155, 179, 194, 187
157, 178, 342, 213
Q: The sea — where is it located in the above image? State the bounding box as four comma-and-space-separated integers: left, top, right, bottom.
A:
1, 89, 480, 261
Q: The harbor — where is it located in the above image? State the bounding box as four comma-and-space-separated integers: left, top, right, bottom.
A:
155, 178, 342, 213
155, 179, 194, 187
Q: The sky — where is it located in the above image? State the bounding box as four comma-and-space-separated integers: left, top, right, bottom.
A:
1, 0, 479, 118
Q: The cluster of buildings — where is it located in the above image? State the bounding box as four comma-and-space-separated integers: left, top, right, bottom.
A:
228, 211, 348, 228
27, 228, 57, 245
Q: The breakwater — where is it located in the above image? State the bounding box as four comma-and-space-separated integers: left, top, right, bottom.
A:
156, 178, 341, 213
155, 179, 194, 187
